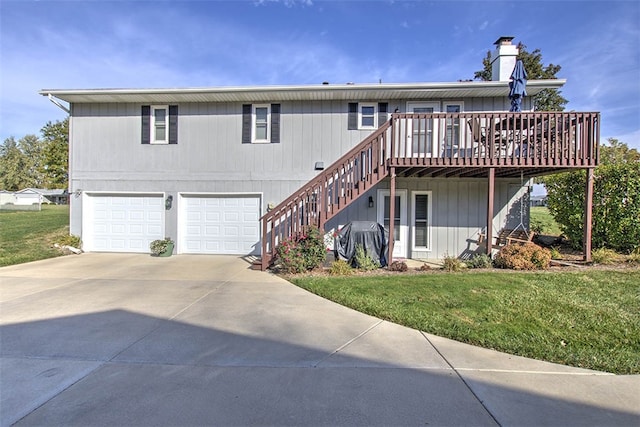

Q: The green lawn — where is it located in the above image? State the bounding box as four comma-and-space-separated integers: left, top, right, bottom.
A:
530, 206, 561, 236
0, 205, 70, 267
290, 270, 640, 374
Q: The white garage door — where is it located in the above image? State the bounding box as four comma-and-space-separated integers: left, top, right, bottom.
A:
180, 194, 260, 255
84, 193, 164, 252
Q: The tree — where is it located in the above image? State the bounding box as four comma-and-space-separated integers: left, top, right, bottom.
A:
0, 137, 30, 191
543, 139, 640, 253
40, 118, 69, 189
19, 134, 45, 187
474, 42, 568, 111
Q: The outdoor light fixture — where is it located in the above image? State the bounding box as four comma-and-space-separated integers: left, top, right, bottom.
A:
368, 196, 374, 208
73, 189, 82, 198
165, 195, 173, 210
315, 161, 325, 170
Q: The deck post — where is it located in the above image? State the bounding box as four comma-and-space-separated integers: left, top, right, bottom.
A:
388, 167, 396, 266
583, 168, 594, 262
486, 168, 495, 256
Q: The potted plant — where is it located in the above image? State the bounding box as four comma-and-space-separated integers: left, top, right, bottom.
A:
150, 237, 174, 257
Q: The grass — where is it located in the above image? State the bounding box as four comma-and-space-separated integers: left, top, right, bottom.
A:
0, 205, 70, 267
290, 270, 640, 374
530, 206, 561, 236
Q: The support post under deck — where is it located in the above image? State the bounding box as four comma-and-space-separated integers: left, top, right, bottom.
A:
388, 167, 396, 265
583, 168, 594, 262
486, 168, 495, 256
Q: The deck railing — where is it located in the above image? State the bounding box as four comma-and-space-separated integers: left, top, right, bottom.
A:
259, 111, 599, 269
390, 111, 599, 168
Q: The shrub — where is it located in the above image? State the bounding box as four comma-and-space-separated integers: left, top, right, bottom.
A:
354, 244, 380, 271
329, 259, 354, 276
591, 248, 621, 265
530, 217, 544, 234
275, 226, 326, 274
388, 260, 408, 272
442, 253, 463, 272
627, 248, 640, 265
56, 234, 82, 248
466, 253, 493, 269
150, 237, 174, 256
549, 246, 562, 260
418, 263, 432, 271
494, 243, 551, 270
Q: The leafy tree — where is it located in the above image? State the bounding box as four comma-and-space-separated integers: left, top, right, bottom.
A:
0, 137, 31, 191
474, 42, 568, 111
18, 134, 45, 187
40, 118, 69, 189
542, 139, 640, 253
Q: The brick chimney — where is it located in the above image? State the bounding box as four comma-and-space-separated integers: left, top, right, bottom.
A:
491, 36, 519, 81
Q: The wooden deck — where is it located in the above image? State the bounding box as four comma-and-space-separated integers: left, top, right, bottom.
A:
260, 111, 600, 269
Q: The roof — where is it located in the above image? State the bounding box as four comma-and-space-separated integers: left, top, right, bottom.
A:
40, 80, 565, 104
17, 188, 67, 196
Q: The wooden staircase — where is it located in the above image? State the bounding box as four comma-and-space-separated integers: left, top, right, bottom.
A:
259, 120, 392, 270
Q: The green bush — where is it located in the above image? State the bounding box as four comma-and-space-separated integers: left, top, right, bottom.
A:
542, 139, 640, 253
466, 253, 493, 269
549, 246, 562, 260
494, 243, 551, 270
56, 234, 81, 248
627, 248, 640, 265
354, 244, 380, 271
388, 260, 408, 272
530, 217, 544, 235
275, 226, 327, 274
591, 248, 621, 265
442, 253, 463, 272
329, 259, 354, 276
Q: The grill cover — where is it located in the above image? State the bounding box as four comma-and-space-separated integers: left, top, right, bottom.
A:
334, 221, 388, 267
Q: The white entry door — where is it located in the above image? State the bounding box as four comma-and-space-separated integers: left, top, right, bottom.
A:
377, 190, 407, 259
406, 102, 440, 157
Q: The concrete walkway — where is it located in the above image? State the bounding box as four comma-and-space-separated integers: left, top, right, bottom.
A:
1, 254, 638, 426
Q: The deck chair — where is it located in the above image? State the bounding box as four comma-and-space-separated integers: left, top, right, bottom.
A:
468, 118, 508, 158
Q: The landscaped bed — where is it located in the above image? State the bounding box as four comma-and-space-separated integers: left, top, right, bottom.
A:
289, 268, 640, 375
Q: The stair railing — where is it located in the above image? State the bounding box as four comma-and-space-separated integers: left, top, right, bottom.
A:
260, 120, 392, 269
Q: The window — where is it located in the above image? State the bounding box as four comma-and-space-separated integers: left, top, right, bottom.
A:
412, 191, 432, 251
348, 102, 388, 130
242, 104, 280, 144
444, 102, 463, 150
152, 106, 168, 144
360, 104, 376, 129
141, 105, 178, 145
253, 104, 270, 143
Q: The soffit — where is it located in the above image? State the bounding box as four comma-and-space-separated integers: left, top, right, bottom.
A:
40, 80, 565, 104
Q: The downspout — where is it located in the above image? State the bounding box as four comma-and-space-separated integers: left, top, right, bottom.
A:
47, 94, 70, 114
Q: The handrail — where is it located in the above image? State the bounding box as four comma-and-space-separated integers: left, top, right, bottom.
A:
260, 120, 392, 269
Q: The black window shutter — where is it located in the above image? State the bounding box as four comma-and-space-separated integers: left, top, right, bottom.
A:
270, 104, 280, 143
141, 105, 151, 144
348, 103, 358, 130
168, 105, 178, 144
242, 104, 252, 144
378, 102, 389, 127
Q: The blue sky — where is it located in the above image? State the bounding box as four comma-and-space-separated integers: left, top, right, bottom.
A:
1, 0, 639, 151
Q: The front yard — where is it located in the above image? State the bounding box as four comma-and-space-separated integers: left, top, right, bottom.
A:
0, 205, 70, 267
290, 269, 640, 375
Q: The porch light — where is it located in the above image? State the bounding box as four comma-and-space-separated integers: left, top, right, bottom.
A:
315, 162, 325, 170
165, 195, 173, 210
368, 196, 374, 208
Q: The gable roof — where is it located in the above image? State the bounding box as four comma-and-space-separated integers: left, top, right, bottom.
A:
41, 80, 565, 104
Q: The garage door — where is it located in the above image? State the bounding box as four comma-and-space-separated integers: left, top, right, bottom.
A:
180, 194, 260, 255
84, 193, 164, 252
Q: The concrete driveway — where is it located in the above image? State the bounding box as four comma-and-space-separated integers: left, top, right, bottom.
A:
1, 254, 638, 426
